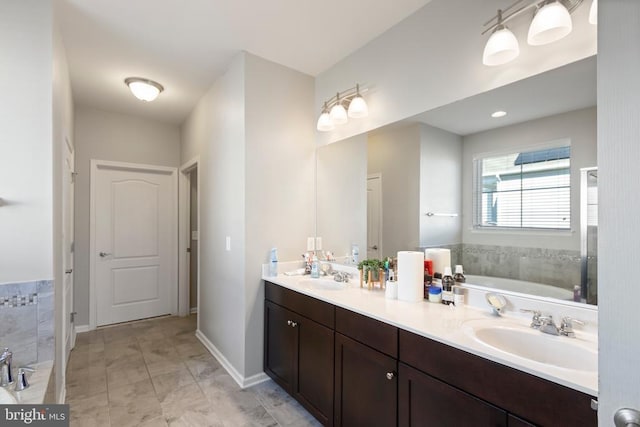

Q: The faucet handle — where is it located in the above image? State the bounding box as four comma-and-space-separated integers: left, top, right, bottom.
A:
560, 316, 585, 337
520, 309, 543, 328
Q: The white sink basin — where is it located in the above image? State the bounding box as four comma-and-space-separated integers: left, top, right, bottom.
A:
0, 387, 17, 404
299, 278, 348, 291
464, 319, 597, 372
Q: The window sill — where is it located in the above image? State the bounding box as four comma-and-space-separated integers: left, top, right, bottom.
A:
469, 227, 575, 237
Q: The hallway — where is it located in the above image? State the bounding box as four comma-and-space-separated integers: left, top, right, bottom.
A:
66, 315, 320, 426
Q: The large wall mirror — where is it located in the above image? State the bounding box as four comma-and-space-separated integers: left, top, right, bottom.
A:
317, 55, 597, 306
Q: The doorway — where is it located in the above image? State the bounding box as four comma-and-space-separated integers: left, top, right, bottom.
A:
367, 174, 382, 259
89, 160, 178, 328
189, 168, 198, 314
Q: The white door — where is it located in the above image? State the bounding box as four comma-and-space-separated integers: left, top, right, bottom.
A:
62, 139, 75, 361
93, 162, 177, 326
367, 175, 382, 259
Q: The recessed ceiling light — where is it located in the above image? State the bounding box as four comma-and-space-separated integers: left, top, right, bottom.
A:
124, 77, 164, 102
491, 111, 507, 118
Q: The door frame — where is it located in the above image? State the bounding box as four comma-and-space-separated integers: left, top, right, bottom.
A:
367, 173, 383, 259
89, 159, 178, 330
178, 156, 200, 322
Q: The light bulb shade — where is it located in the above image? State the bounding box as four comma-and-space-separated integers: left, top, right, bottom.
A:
527, 1, 573, 46
317, 112, 334, 131
483, 27, 520, 66
125, 77, 164, 102
589, 0, 597, 25
330, 103, 348, 125
347, 95, 369, 118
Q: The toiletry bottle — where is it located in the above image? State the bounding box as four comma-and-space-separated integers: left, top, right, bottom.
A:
269, 248, 278, 277
351, 244, 359, 265
310, 255, 320, 278
441, 267, 455, 305
453, 286, 465, 306
453, 265, 466, 284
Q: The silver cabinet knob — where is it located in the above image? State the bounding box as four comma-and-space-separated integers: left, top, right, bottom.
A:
287, 320, 292, 326
99, 252, 112, 258
290, 321, 298, 328
386, 372, 395, 380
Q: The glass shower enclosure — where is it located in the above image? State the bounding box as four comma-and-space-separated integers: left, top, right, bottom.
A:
580, 167, 598, 305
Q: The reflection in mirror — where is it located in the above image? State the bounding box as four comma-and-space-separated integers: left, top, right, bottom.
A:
316, 55, 597, 305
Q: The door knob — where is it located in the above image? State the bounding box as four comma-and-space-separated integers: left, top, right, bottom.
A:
614, 408, 640, 427
386, 372, 395, 380
99, 252, 112, 258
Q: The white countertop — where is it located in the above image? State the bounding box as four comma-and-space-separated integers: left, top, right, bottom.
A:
263, 268, 598, 396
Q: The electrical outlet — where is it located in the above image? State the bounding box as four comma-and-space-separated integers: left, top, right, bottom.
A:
225, 236, 231, 251
191, 231, 199, 241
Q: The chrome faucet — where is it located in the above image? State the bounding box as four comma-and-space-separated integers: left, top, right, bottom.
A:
559, 317, 585, 338
520, 309, 543, 329
0, 348, 14, 387
538, 315, 560, 336
522, 311, 585, 338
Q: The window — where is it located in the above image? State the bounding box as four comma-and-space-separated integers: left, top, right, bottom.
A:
473, 144, 571, 230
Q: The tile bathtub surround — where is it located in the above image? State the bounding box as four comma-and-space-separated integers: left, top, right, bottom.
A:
0, 280, 54, 366
67, 315, 321, 427
460, 244, 581, 290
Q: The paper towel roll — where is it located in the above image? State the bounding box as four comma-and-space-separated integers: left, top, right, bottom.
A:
424, 248, 451, 276
397, 251, 424, 302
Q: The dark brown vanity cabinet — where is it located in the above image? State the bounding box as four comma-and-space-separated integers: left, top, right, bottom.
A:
264, 283, 334, 426
334, 308, 399, 427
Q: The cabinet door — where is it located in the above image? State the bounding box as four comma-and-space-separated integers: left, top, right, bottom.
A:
508, 414, 536, 427
398, 363, 507, 427
334, 333, 397, 427
294, 314, 334, 426
264, 301, 296, 391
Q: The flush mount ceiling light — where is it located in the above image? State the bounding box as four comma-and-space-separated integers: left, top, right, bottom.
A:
491, 111, 508, 118
317, 84, 368, 132
124, 77, 164, 102
482, 0, 589, 67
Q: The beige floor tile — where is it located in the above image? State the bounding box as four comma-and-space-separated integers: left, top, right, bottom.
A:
151, 365, 196, 401
106, 362, 150, 389
108, 378, 156, 404
175, 341, 208, 358
75, 329, 104, 346
68, 391, 110, 425
159, 383, 208, 420
69, 406, 110, 427
185, 353, 223, 382
108, 395, 163, 427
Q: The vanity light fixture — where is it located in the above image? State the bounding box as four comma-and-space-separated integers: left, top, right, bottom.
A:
317, 84, 368, 132
491, 111, 508, 118
124, 77, 164, 102
482, 0, 593, 67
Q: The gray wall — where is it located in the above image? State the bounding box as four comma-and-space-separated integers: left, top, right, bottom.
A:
598, 0, 640, 422
73, 106, 181, 326
317, 134, 368, 259
461, 107, 597, 251
420, 123, 462, 247
180, 52, 315, 379
0, 0, 54, 284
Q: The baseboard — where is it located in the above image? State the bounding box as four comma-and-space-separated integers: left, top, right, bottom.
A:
58, 387, 66, 405
75, 324, 91, 334
190, 307, 197, 314
195, 329, 269, 389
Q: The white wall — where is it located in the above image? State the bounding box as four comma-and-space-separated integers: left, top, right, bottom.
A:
0, 1, 54, 284
317, 135, 368, 258
181, 52, 315, 380
461, 107, 597, 251
315, 0, 597, 145
244, 53, 316, 378
180, 53, 247, 375
73, 106, 181, 325
368, 124, 421, 256
598, 0, 640, 423
420, 124, 462, 247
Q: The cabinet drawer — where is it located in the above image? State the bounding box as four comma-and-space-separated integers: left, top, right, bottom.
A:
399, 329, 596, 427
335, 307, 397, 358
265, 281, 334, 329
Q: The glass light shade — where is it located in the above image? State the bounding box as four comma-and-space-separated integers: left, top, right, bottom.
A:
347, 95, 368, 118
527, 1, 573, 46
125, 78, 163, 102
316, 112, 334, 131
330, 103, 348, 125
483, 27, 520, 66
589, 0, 597, 25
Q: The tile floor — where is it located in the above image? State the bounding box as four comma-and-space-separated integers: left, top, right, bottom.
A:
66, 315, 321, 427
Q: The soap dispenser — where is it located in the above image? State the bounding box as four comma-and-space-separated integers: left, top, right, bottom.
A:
310, 255, 320, 278
268, 248, 278, 277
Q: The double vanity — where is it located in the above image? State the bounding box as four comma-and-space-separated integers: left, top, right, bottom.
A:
263, 266, 597, 426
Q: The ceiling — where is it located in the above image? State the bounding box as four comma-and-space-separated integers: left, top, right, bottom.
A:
409, 55, 596, 136
57, 0, 431, 125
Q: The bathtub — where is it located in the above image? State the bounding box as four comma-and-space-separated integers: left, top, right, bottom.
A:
465, 274, 574, 301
